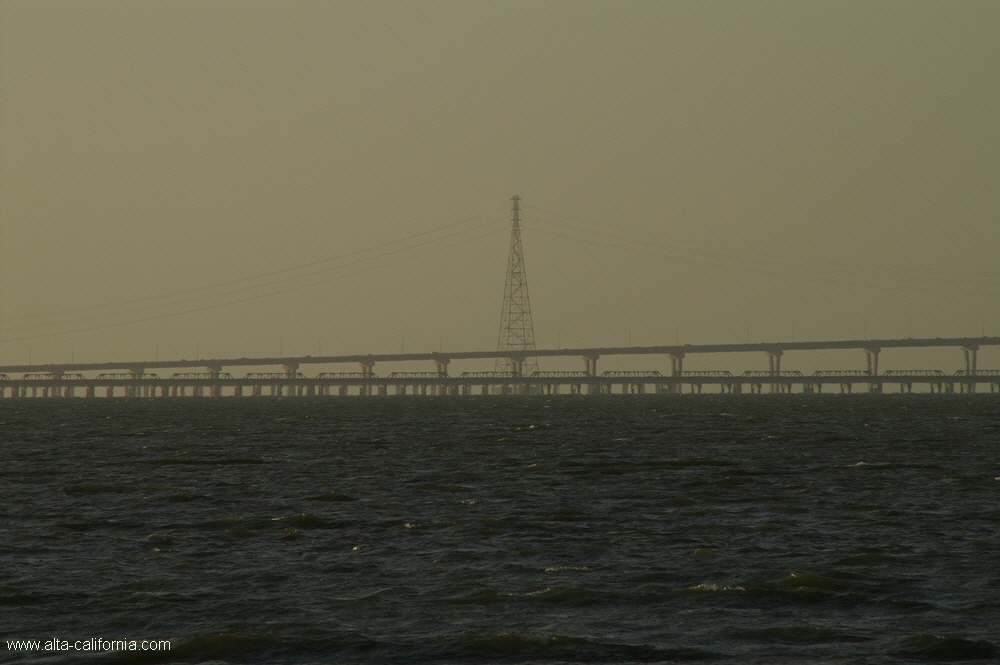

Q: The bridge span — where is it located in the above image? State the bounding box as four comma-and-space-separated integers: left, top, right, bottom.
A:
0, 336, 997, 397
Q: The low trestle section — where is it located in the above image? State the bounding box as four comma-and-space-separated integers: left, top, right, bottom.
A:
0, 369, 997, 398
1, 337, 997, 398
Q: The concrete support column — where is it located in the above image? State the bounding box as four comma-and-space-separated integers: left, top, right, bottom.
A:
767, 351, 783, 373
864, 348, 880, 376
582, 354, 599, 394
126, 368, 143, 399
432, 358, 450, 395
963, 345, 979, 393
669, 353, 685, 376
359, 361, 375, 396
864, 347, 881, 393
962, 345, 979, 373
766, 350, 783, 393
202, 365, 222, 398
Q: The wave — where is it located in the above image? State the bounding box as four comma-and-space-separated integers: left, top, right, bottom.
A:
304, 490, 357, 501
544, 565, 594, 572
438, 631, 718, 662
894, 634, 997, 660
138, 457, 269, 465
730, 624, 870, 644
63, 482, 129, 494
778, 572, 848, 591
455, 585, 601, 603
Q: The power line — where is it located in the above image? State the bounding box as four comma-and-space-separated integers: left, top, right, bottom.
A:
0, 223, 505, 343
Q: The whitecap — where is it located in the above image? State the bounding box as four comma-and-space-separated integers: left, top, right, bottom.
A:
544, 566, 592, 573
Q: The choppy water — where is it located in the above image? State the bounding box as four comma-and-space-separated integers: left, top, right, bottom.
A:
1, 395, 999, 664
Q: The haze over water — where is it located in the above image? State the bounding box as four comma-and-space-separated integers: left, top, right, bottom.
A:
2, 395, 998, 663
1, 2, 999, 369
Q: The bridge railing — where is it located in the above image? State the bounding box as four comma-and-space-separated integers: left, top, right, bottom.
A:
170, 372, 234, 380
742, 370, 804, 377
460, 371, 517, 378
96, 373, 161, 380
21, 373, 88, 380
316, 372, 373, 379
954, 370, 1000, 377
674, 371, 734, 377
602, 371, 663, 377
883, 370, 945, 376
812, 370, 872, 376
388, 372, 443, 378
245, 372, 306, 379
532, 371, 589, 377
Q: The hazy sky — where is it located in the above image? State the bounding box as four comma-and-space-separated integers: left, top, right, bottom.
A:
1, 1, 998, 372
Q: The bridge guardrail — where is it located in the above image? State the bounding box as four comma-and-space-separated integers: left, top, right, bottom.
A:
883, 370, 945, 376
316, 372, 374, 379
812, 370, 872, 376
674, 371, 734, 377
602, 371, 663, 377
742, 370, 803, 377
388, 372, 444, 378
245, 372, 306, 379
460, 371, 517, 378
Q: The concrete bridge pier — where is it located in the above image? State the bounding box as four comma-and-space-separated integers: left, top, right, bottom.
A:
666, 353, 685, 394
505, 356, 527, 394
359, 361, 375, 396
766, 350, 783, 393
864, 348, 881, 393
281, 363, 300, 397
433, 357, 450, 395
204, 364, 223, 398
583, 354, 600, 394
669, 353, 684, 374
962, 345, 978, 393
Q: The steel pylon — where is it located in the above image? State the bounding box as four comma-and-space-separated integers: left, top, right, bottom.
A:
495, 195, 539, 377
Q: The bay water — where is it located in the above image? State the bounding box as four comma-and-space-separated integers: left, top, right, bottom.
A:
1, 395, 998, 663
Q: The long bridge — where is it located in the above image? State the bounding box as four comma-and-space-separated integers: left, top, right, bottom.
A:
0, 336, 997, 398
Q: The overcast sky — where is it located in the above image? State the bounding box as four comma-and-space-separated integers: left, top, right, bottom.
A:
1, 1, 997, 372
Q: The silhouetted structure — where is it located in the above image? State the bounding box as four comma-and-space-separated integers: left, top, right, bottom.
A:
495, 195, 539, 377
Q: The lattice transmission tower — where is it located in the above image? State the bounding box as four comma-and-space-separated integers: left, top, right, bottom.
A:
495, 195, 539, 376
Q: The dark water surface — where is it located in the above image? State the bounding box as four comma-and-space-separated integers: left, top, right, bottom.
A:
1, 396, 999, 664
